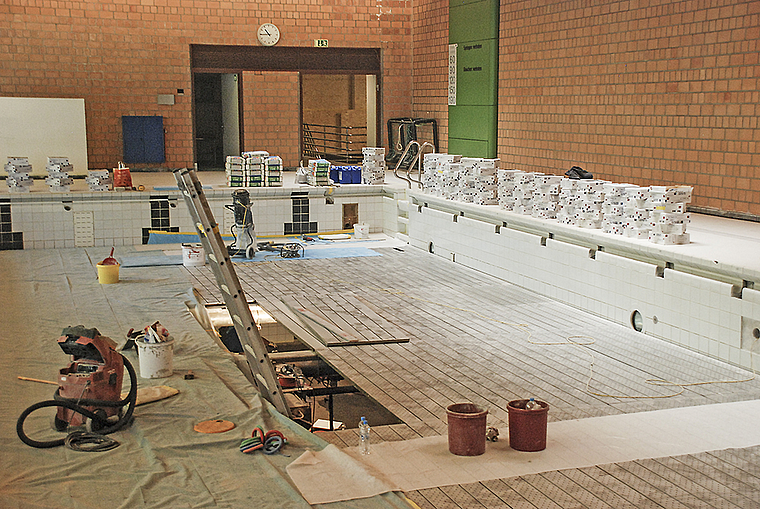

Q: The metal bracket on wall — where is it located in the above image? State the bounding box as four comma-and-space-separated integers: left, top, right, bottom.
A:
173, 168, 291, 417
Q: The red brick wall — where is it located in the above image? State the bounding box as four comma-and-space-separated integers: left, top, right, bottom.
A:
412, 0, 450, 152
497, 0, 760, 215
242, 71, 300, 167
0, 0, 412, 170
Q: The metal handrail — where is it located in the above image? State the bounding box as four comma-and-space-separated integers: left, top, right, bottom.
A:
302, 123, 366, 164
393, 140, 420, 187
407, 141, 436, 189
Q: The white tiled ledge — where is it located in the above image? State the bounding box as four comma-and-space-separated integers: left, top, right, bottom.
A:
411, 191, 760, 286
407, 192, 760, 370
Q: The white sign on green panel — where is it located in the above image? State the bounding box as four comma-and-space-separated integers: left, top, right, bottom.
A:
449, 44, 457, 106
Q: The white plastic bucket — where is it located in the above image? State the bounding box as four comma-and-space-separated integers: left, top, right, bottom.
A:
353, 223, 369, 239
136, 338, 174, 379
182, 243, 205, 267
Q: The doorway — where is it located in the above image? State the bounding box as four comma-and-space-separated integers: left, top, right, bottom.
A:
301, 74, 377, 165
193, 73, 240, 170
190, 45, 381, 169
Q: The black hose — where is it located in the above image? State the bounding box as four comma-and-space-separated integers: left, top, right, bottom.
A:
16, 355, 138, 449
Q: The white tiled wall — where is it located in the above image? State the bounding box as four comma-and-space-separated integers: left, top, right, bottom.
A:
408, 203, 760, 370
8, 186, 388, 248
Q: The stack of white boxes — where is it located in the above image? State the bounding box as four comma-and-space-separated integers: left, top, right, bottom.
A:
422, 153, 461, 198
497, 169, 524, 211
512, 172, 542, 215
442, 160, 463, 201
422, 153, 440, 195
243, 151, 267, 187
574, 180, 606, 228
461, 157, 499, 205
531, 175, 564, 219
623, 186, 652, 239
265, 156, 283, 187
556, 178, 580, 225
225, 156, 246, 187
307, 159, 331, 186
4, 157, 34, 192
45, 157, 74, 192
601, 183, 637, 235
361, 147, 386, 185
648, 186, 693, 244
85, 169, 112, 191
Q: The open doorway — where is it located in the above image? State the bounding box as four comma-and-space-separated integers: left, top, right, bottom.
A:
190, 45, 381, 169
301, 74, 377, 165
193, 73, 240, 170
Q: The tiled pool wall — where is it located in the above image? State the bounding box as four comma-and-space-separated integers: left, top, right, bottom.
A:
406, 195, 760, 371
5, 184, 759, 370
6, 186, 390, 249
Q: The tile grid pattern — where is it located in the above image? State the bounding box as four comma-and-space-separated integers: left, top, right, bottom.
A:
189, 248, 760, 429
186, 247, 760, 506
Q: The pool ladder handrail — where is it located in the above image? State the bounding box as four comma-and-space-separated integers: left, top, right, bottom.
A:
393, 140, 436, 189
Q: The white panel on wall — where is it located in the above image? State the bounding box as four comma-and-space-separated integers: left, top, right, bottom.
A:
0, 97, 88, 175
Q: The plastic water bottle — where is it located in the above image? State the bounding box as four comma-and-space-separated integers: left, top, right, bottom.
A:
525, 398, 539, 410
359, 416, 371, 455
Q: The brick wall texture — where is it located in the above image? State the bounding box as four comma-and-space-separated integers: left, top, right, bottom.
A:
2, 0, 759, 215
0, 0, 412, 170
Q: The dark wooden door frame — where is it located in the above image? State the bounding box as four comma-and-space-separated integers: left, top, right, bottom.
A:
190, 45, 382, 164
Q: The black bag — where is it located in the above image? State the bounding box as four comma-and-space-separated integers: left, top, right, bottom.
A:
565, 165, 593, 179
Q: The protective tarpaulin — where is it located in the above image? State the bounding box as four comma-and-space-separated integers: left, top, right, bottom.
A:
0, 248, 408, 508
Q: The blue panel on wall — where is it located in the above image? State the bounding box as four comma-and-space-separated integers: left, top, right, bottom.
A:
122, 116, 165, 164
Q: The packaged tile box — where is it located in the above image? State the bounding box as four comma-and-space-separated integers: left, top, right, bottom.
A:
85, 169, 113, 191
307, 159, 331, 186
601, 183, 637, 235
45, 157, 74, 192
4, 157, 34, 192
462, 157, 499, 206
362, 147, 386, 185
265, 156, 283, 187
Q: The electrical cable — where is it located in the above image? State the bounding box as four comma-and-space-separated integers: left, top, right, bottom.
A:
16, 355, 138, 449
64, 431, 121, 452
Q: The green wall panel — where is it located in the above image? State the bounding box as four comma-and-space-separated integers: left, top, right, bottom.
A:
455, 38, 498, 106
448, 138, 490, 158
448, 105, 497, 157
448, 0, 498, 159
449, 0, 499, 43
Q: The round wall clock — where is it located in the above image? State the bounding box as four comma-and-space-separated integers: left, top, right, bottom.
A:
257, 23, 280, 46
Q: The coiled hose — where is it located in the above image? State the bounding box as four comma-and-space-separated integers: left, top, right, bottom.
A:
16, 355, 138, 449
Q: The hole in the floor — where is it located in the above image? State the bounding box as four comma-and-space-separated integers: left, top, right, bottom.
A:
428, 241, 434, 254
754, 327, 760, 339
186, 298, 402, 431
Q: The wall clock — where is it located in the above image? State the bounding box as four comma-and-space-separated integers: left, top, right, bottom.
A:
257, 23, 280, 46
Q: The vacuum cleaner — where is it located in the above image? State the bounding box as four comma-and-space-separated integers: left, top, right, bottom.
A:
17, 325, 137, 449
225, 189, 257, 259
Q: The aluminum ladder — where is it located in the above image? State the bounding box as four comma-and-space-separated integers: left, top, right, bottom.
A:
173, 168, 291, 417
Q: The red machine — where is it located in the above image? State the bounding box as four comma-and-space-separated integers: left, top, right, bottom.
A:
55, 326, 124, 429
